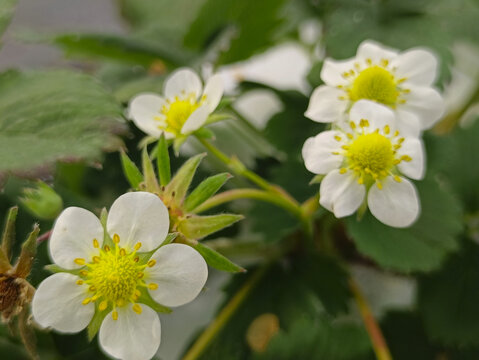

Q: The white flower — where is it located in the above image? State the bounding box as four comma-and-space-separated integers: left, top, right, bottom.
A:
302, 100, 424, 227
305, 40, 444, 136
31, 192, 208, 360
128, 68, 224, 139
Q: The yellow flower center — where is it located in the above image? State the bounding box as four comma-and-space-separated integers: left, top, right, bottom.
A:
336, 122, 413, 189
158, 98, 199, 135
74, 235, 159, 320
349, 66, 399, 106
347, 132, 394, 179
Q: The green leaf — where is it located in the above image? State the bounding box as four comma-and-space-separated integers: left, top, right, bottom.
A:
184, 0, 288, 64
41, 33, 186, 68
255, 316, 371, 360
120, 151, 144, 189
184, 173, 232, 212
165, 153, 206, 205
418, 239, 479, 346
425, 120, 479, 212
381, 311, 438, 360
192, 242, 245, 273
0, 70, 124, 174
141, 146, 159, 192
20, 181, 63, 220
346, 176, 462, 273
178, 214, 243, 240
0, 0, 16, 42
157, 134, 171, 186
193, 262, 370, 360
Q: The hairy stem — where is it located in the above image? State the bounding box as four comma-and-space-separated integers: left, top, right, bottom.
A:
182, 264, 270, 360
195, 136, 312, 237
349, 279, 393, 360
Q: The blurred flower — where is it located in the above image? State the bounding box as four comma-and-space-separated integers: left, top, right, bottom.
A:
128, 68, 223, 139
32, 192, 208, 360
306, 40, 444, 136
20, 181, 63, 220
302, 100, 424, 227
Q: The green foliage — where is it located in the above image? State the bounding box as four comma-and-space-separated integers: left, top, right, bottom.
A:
120, 151, 144, 189
178, 214, 243, 240
418, 239, 479, 346
20, 181, 63, 220
184, 0, 288, 64
0, 70, 124, 175
194, 256, 366, 360
192, 242, 245, 273
254, 316, 371, 360
0, 0, 16, 42
157, 134, 171, 186
346, 176, 462, 273
42, 33, 187, 68
184, 172, 231, 212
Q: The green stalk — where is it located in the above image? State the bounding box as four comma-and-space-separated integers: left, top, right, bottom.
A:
182, 264, 270, 360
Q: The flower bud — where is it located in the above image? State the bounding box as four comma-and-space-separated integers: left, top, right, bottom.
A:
20, 181, 63, 220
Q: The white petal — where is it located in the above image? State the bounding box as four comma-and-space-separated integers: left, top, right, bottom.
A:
305, 85, 348, 123
368, 177, 420, 228
181, 105, 210, 134
302, 131, 344, 174
397, 138, 425, 180
107, 192, 169, 252
202, 74, 224, 112
357, 40, 398, 63
32, 273, 94, 333
164, 68, 202, 100
99, 306, 161, 360
128, 93, 166, 138
49, 207, 103, 269
320, 58, 356, 86
349, 100, 396, 130
146, 243, 208, 307
320, 169, 366, 218
401, 86, 445, 129
395, 109, 421, 138
393, 48, 438, 86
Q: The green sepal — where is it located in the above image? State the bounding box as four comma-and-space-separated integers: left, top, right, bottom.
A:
173, 135, 188, 156
178, 214, 244, 240
142, 146, 159, 192
1, 206, 18, 262
165, 153, 206, 205
161, 232, 178, 246
216, 96, 235, 110
120, 150, 143, 189
309, 174, 324, 185
100, 208, 115, 249
44, 264, 83, 276
184, 173, 232, 212
137, 287, 172, 314
87, 304, 110, 341
14, 224, 39, 278
194, 127, 215, 139
157, 134, 171, 186
192, 242, 245, 273
204, 112, 233, 125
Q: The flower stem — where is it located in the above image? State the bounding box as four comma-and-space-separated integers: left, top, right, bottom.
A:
182, 264, 270, 360
195, 136, 313, 237
349, 279, 392, 360
195, 136, 272, 191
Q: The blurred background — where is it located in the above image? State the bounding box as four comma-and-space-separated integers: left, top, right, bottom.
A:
1, 0, 479, 359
